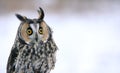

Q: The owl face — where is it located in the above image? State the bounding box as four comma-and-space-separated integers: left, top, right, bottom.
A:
16, 8, 51, 44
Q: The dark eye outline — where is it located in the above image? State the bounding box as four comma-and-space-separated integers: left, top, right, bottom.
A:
39, 27, 43, 34
26, 27, 33, 35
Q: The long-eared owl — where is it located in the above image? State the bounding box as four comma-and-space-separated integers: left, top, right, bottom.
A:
7, 7, 58, 73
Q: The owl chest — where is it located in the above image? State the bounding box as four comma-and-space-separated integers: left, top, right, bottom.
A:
15, 45, 54, 73
19, 45, 53, 60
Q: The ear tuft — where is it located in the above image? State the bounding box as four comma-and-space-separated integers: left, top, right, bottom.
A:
38, 7, 44, 20
15, 14, 27, 22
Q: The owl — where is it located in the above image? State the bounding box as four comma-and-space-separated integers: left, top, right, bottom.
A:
7, 7, 58, 73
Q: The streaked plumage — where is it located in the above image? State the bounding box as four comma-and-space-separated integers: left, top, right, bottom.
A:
7, 7, 58, 73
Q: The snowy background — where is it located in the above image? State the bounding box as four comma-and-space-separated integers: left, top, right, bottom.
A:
0, 0, 120, 73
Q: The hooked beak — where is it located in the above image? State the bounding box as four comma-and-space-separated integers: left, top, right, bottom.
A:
35, 33, 38, 42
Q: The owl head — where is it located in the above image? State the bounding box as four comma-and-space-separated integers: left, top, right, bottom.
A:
16, 8, 52, 44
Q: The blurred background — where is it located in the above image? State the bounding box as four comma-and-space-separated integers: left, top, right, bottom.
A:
0, 0, 120, 73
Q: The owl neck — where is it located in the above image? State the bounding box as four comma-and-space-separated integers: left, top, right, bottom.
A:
18, 37, 27, 44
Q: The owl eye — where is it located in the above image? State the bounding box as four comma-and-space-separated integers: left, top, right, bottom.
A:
39, 27, 43, 34
26, 27, 33, 35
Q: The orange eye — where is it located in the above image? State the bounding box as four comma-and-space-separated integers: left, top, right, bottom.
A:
26, 28, 33, 35
39, 27, 43, 34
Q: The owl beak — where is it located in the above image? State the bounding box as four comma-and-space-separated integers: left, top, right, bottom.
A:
35, 33, 38, 42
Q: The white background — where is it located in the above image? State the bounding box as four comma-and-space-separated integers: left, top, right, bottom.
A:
0, 1, 120, 73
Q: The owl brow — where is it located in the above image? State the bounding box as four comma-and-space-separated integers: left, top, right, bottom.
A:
26, 19, 34, 24
37, 20, 42, 23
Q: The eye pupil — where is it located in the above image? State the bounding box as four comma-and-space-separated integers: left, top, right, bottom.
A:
28, 30, 31, 33
26, 27, 33, 35
39, 27, 43, 34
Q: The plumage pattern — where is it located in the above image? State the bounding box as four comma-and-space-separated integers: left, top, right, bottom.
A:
7, 7, 58, 73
